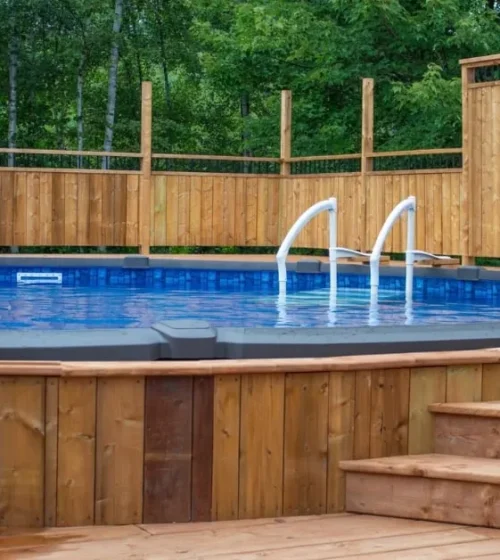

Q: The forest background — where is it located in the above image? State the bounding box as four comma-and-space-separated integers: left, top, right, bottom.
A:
3, 0, 500, 160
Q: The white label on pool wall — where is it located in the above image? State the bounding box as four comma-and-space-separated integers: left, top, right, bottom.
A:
16, 272, 63, 285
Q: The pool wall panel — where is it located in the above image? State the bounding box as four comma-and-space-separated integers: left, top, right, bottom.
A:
1, 354, 500, 529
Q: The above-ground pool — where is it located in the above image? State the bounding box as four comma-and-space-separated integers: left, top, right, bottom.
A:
2, 257, 500, 361
2, 266, 500, 330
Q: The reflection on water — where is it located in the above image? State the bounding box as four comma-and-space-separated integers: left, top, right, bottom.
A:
0, 284, 497, 330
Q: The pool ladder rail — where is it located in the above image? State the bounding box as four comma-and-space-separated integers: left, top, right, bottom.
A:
276, 196, 454, 321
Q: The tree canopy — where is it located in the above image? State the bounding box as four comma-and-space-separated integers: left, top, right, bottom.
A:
1, 0, 500, 157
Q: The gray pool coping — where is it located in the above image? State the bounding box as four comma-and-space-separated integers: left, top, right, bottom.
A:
0, 255, 499, 361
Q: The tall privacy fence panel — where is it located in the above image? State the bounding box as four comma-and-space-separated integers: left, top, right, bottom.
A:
0, 55, 498, 261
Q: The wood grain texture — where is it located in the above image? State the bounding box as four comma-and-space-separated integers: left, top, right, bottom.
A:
370, 369, 410, 458
354, 370, 372, 459
57, 379, 96, 526
143, 377, 193, 524
482, 364, 500, 401
239, 373, 285, 519
212, 375, 241, 521
191, 376, 214, 522
95, 378, 144, 525
446, 365, 482, 402
44, 378, 59, 527
0, 377, 45, 527
327, 372, 355, 513
283, 373, 329, 516
408, 367, 446, 454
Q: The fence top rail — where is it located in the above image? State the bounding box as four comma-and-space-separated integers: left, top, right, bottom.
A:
0, 148, 142, 158
152, 153, 281, 163
288, 153, 361, 162
460, 53, 500, 68
367, 148, 462, 158
1, 348, 500, 377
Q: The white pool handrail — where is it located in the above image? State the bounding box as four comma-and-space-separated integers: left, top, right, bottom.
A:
370, 196, 416, 304
276, 197, 370, 299
277, 198, 337, 296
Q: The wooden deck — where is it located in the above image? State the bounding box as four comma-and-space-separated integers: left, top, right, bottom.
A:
4, 514, 500, 559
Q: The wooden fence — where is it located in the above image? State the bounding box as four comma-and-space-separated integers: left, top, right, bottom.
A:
1, 54, 500, 261
2, 350, 500, 528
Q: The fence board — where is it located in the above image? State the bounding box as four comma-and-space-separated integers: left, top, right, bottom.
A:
283, 373, 329, 516
57, 378, 96, 526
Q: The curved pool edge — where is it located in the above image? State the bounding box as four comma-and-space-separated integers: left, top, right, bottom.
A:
1, 320, 500, 361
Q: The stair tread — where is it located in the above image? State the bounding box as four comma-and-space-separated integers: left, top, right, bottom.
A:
340, 453, 500, 485
429, 401, 500, 418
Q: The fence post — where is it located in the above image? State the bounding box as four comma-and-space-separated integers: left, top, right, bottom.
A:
140, 81, 152, 255
361, 78, 374, 250
460, 64, 475, 266
280, 90, 292, 175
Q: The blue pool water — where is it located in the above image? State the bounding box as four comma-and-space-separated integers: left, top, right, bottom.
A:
0, 267, 499, 330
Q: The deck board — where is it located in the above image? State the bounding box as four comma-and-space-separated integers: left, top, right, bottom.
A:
3, 514, 500, 559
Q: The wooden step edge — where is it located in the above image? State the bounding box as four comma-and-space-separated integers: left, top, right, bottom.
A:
429, 401, 500, 418
339, 454, 500, 486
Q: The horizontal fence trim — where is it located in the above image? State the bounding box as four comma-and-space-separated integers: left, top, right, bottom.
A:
0, 148, 142, 158
367, 168, 462, 176
2, 349, 500, 377
284, 172, 362, 178
367, 148, 462, 158
468, 80, 500, 89
288, 154, 361, 162
460, 53, 500, 68
0, 167, 141, 175
151, 171, 281, 178
152, 154, 281, 163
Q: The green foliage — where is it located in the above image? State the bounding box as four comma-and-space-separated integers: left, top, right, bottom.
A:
2, 0, 500, 155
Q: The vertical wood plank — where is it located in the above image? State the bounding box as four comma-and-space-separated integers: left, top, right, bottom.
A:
13, 172, 27, 245
201, 176, 214, 246
212, 375, 240, 521
191, 376, 214, 522
95, 378, 144, 525
125, 174, 139, 246
76, 174, 90, 246
153, 176, 167, 246
239, 373, 284, 519
89, 174, 103, 246
52, 173, 65, 245
327, 371, 355, 513
114, 175, 128, 245
0, 377, 45, 527
408, 367, 446, 455
370, 369, 410, 458
165, 176, 179, 245
57, 378, 96, 527
177, 175, 190, 245
0, 172, 14, 245
280, 90, 292, 176
64, 173, 78, 246
492, 85, 500, 257
245, 177, 258, 245
44, 378, 59, 527
354, 370, 372, 459
446, 365, 482, 402
143, 377, 193, 524
482, 363, 500, 401
283, 373, 329, 516
26, 172, 40, 245
102, 175, 115, 246
39, 173, 53, 246
189, 175, 202, 246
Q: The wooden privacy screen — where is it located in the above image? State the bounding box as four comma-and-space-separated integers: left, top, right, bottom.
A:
1, 356, 500, 528
0, 171, 140, 246
150, 171, 462, 254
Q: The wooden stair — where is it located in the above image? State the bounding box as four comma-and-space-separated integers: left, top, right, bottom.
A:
340, 401, 500, 528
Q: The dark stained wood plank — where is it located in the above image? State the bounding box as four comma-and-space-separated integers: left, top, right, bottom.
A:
191, 376, 214, 522
143, 377, 194, 523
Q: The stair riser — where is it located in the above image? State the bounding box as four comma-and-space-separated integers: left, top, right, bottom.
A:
434, 414, 500, 458
345, 472, 500, 528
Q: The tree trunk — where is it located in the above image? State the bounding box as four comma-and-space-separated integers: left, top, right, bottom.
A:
76, 55, 85, 168
103, 0, 123, 169
8, 5, 19, 168
241, 91, 252, 172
